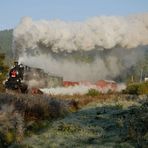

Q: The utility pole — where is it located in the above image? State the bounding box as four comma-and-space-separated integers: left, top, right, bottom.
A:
140, 68, 143, 83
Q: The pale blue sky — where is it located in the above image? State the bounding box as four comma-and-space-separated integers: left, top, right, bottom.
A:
0, 0, 148, 30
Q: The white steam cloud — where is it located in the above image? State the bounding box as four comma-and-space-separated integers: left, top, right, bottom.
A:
18, 46, 146, 82
13, 13, 148, 54
19, 54, 121, 81
13, 13, 148, 81
40, 83, 126, 95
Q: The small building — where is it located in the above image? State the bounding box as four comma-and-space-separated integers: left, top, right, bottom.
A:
144, 77, 148, 82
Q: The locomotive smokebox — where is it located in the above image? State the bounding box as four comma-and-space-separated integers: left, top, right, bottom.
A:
5, 61, 27, 93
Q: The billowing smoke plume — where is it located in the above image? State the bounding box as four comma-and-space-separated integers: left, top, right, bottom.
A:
13, 13, 148, 81
13, 13, 148, 54
18, 47, 146, 82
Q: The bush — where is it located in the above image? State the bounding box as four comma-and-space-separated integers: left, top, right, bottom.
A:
0, 93, 69, 146
57, 122, 81, 133
125, 82, 148, 95
125, 83, 139, 95
138, 82, 148, 94
86, 89, 100, 97
0, 105, 24, 146
0, 53, 8, 92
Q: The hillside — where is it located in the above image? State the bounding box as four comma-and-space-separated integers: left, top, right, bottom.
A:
0, 29, 13, 56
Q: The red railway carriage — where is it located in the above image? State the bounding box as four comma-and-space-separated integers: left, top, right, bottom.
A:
96, 80, 117, 91
63, 81, 79, 87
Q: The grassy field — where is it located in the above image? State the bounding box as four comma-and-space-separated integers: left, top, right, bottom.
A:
0, 92, 147, 148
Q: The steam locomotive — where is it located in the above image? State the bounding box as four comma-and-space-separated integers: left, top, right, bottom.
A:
4, 61, 63, 94
5, 62, 28, 93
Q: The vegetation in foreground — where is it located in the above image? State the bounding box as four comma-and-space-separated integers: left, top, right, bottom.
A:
19, 95, 147, 148
0, 91, 147, 148
0, 93, 73, 147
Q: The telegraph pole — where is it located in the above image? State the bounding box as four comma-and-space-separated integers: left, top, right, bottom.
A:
140, 68, 143, 83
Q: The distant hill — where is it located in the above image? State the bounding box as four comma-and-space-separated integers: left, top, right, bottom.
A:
0, 29, 13, 56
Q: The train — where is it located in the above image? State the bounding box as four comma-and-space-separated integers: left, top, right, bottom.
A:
4, 62, 63, 94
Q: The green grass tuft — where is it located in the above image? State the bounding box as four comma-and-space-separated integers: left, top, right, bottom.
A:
86, 88, 100, 97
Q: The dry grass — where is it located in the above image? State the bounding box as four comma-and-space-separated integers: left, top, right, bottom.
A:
0, 93, 71, 146
0, 91, 147, 147
0, 93, 70, 120
16, 94, 148, 148
47, 93, 128, 108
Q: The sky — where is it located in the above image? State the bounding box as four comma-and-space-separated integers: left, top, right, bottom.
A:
0, 0, 148, 30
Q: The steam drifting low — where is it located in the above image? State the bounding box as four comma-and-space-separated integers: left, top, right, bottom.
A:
13, 13, 148, 81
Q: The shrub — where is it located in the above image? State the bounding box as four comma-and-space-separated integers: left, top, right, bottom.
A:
0, 105, 24, 146
0, 53, 8, 92
0, 93, 70, 146
125, 82, 148, 95
138, 82, 148, 95
57, 122, 81, 133
125, 83, 139, 95
86, 88, 100, 97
